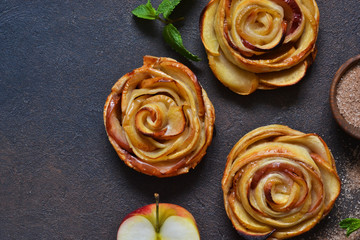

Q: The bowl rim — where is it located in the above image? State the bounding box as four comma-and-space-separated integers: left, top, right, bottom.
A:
329, 54, 360, 140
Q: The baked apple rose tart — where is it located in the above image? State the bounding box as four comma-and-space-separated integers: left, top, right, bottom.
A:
104, 56, 215, 177
222, 125, 341, 239
200, 0, 319, 94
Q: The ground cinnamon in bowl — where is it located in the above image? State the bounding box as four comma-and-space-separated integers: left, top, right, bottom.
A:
336, 63, 360, 128
330, 54, 360, 139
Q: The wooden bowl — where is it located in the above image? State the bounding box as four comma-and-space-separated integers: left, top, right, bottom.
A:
330, 54, 360, 139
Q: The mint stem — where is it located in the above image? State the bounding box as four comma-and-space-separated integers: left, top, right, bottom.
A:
156, 16, 168, 24
167, 16, 185, 23
156, 16, 184, 25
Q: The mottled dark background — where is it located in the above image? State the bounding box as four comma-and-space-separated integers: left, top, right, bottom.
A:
1, 0, 359, 239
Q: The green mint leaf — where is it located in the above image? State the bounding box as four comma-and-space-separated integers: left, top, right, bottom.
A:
162, 24, 201, 62
132, 0, 158, 20
157, 0, 181, 19
340, 218, 360, 237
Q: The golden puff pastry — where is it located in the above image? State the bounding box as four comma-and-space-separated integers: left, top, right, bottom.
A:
222, 125, 340, 239
104, 56, 215, 177
200, 0, 319, 94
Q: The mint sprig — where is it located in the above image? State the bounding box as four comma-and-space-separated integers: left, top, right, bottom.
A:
131, 0, 158, 20
163, 24, 201, 61
131, 0, 200, 61
157, 0, 181, 19
340, 218, 360, 237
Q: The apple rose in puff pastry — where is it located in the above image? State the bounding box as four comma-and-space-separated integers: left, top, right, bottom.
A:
222, 125, 341, 239
200, 0, 319, 94
104, 56, 215, 177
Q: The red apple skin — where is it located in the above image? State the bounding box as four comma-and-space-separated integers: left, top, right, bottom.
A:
120, 205, 153, 224
120, 203, 197, 222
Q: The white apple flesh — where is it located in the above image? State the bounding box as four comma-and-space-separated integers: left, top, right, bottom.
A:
117, 196, 200, 240
117, 215, 157, 239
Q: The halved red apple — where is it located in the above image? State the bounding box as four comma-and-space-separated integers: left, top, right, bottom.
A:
117, 194, 200, 240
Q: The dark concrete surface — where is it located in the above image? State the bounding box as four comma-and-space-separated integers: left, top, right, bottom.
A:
1, 0, 359, 239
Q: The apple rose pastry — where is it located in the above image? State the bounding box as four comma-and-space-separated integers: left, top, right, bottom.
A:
222, 125, 341, 239
104, 56, 215, 177
200, 0, 319, 94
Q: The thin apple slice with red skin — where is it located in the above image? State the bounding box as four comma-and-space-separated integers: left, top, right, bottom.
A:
272, 0, 305, 43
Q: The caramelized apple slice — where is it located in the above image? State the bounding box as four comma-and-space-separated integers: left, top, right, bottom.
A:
208, 52, 259, 95
200, 0, 220, 56
258, 60, 308, 88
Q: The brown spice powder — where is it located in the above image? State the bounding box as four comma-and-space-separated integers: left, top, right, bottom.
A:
336, 63, 360, 128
